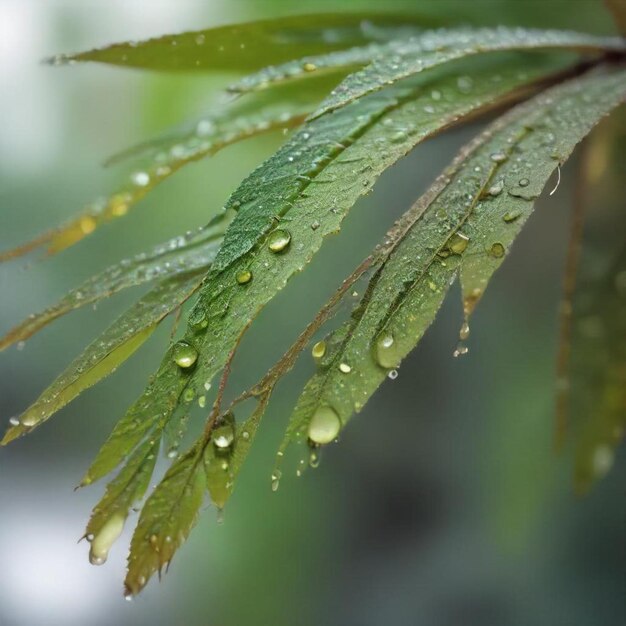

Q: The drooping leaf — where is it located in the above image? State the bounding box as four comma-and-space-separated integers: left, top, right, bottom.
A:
0, 223, 225, 350
85, 435, 160, 566
278, 68, 626, 467
46, 13, 430, 72
1, 270, 205, 445
124, 444, 205, 598
123, 55, 566, 490
312, 28, 625, 118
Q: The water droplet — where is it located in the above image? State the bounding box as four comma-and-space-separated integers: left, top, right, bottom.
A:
592, 445, 614, 478
488, 180, 504, 196
189, 308, 209, 332
489, 242, 506, 258
183, 388, 195, 403
311, 340, 326, 359
302, 62, 317, 72
167, 448, 178, 459
9, 417, 19, 426
131, 171, 150, 187
198, 395, 207, 408
241, 430, 250, 440
195, 33, 206, 45
457, 76, 473, 93
267, 229, 291, 253
338, 362, 351, 373
502, 211, 521, 223
387, 369, 398, 380
88, 513, 125, 566
374, 331, 399, 369
236, 269, 252, 285
449, 232, 470, 255
196, 119, 214, 136
79, 216, 97, 234
308, 406, 341, 445
172, 341, 198, 369
311, 220, 320, 230
309, 449, 320, 468
271, 469, 282, 491
213, 421, 235, 450
453, 343, 469, 358
518, 178, 530, 187
459, 321, 470, 341
490, 151, 507, 163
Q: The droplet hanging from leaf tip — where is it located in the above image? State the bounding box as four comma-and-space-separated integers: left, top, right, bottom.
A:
308, 406, 341, 445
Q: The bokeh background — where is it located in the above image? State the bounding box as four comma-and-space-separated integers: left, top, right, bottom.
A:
0, 2, 623, 625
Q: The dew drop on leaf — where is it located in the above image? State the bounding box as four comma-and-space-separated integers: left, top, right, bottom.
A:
502, 210, 521, 223
374, 331, 399, 369
267, 229, 291, 253
131, 171, 150, 187
489, 242, 506, 258
308, 406, 341, 445
88, 513, 125, 566
490, 151, 507, 163
235, 269, 252, 285
449, 232, 470, 254
311, 340, 326, 359
488, 180, 504, 196
172, 341, 198, 369
213, 422, 235, 450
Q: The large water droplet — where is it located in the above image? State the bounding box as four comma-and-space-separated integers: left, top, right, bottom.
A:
449, 232, 470, 255
311, 340, 326, 359
172, 341, 198, 369
489, 242, 506, 258
308, 406, 341, 445
374, 331, 399, 369
236, 269, 252, 285
88, 513, 125, 566
267, 229, 291, 253
213, 412, 236, 450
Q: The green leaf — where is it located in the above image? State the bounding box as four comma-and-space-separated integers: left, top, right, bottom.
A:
313, 28, 625, 118
279, 68, 626, 466
0, 88, 307, 262
85, 436, 160, 566
225, 42, 391, 95
1, 270, 204, 445
0, 223, 224, 350
126, 55, 564, 485
124, 444, 205, 598
47, 13, 429, 72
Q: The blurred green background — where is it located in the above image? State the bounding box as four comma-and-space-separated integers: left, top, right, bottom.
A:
0, 1, 623, 625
